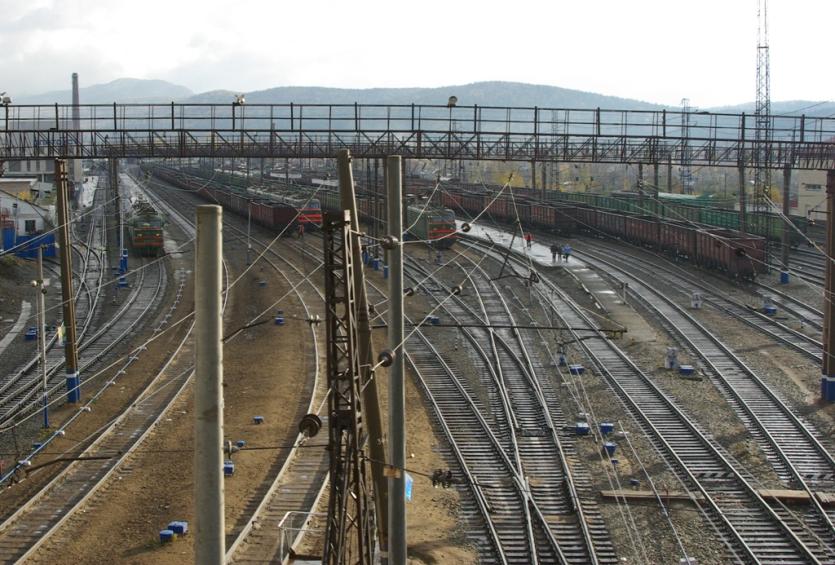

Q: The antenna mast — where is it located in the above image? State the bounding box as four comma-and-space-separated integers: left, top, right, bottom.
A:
754, 0, 772, 222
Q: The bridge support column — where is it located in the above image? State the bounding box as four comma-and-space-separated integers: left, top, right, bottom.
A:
823, 170, 835, 402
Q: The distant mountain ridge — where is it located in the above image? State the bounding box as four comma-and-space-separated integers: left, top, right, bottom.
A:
185, 81, 665, 111
15, 79, 832, 116
17, 78, 194, 104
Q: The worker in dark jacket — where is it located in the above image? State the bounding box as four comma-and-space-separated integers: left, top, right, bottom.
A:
550, 243, 560, 263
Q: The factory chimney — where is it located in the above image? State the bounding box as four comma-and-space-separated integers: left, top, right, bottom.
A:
70, 73, 83, 185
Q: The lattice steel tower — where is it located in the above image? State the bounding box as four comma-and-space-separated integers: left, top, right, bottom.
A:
680, 98, 694, 194
754, 0, 772, 220
322, 211, 375, 565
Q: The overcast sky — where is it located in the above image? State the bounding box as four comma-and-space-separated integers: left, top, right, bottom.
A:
1, 0, 831, 107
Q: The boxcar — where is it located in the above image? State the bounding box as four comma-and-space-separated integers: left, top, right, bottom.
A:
624, 215, 658, 247
531, 205, 555, 227
461, 194, 485, 216
597, 210, 626, 238
230, 193, 249, 217
659, 221, 697, 258
552, 206, 578, 235
572, 206, 599, 234
486, 197, 512, 222
695, 229, 767, 278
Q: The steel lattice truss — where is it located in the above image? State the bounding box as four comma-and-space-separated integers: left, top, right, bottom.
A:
1, 103, 834, 169
322, 211, 375, 565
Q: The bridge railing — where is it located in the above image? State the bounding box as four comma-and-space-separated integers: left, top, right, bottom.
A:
4, 102, 834, 141
2, 103, 834, 168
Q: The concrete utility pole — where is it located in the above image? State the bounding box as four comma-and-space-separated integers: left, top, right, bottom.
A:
738, 164, 747, 233
823, 170, 835, 402
34, 246, 48, 428
246, 202, 252, 265
781, 165, 792, 281
653, 163, 660, 199
531, 160, 537, 193
337, 149, 389, 554
109, 158, 124, 271
194, 205, 225, 564
637, 163, 645, 212
667, 156, 673, 192
386, 155, 406, 564
55, 160, 80, 403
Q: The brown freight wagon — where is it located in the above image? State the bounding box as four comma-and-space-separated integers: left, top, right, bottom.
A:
624, 215, 658, 247
695, 228, 767, 278
597, 210, 626, 239
659, 221, 697, 258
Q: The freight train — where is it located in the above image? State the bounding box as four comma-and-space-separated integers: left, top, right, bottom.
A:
541, 190, 807, 245
439, 190, 577, 235
144, 166, 323, 234
127, 200, 165, 257
440, 186, 765, 278
571, 208, 766, 279
318, 189, 457, 249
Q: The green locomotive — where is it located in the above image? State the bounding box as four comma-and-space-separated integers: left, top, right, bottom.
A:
127, 200, 165, 256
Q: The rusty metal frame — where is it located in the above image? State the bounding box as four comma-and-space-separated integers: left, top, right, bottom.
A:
322, 210, 374, 565
1, 102, 834, 169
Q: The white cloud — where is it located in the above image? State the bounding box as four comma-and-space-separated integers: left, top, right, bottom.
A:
1, 0, 832, 106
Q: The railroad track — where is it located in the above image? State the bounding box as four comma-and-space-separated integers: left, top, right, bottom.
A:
136, 172, 329, 565
0, 188, 199, 563
221, 233, 326, 564
560, 244, 835, 547
752, 281, 823, 331
0, 190, 169, 430
771, 250, 825, 286
402, 254, 612, 563
0, 188, 108, 425
463, 236, 835, 563
578, 240, 822, 363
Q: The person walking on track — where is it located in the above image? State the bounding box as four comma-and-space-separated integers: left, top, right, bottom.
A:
562, 243, 572, 262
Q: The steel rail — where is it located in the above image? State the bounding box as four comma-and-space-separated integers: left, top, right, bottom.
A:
460, 256, 609, 564
571, 246, 835, 551
581, 241, 822, 361
463, 236, 826, 564
406, 257, 595, 563
137, 171, 330, 565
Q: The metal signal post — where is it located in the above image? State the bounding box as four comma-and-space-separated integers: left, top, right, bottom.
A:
55, 160, 81, 403
322, 210, 375, 565
34, 246, 48, 428
337, 149, 388, 554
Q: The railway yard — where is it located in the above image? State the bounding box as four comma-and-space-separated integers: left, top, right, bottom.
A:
0, 157, 831, 565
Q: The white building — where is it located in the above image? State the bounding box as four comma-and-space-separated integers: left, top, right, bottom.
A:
3, 160, 55, 184
0, 191, 51, 236
792, 170, 827, 220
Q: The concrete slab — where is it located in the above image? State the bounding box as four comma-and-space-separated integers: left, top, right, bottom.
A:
0, 300, 31, 357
